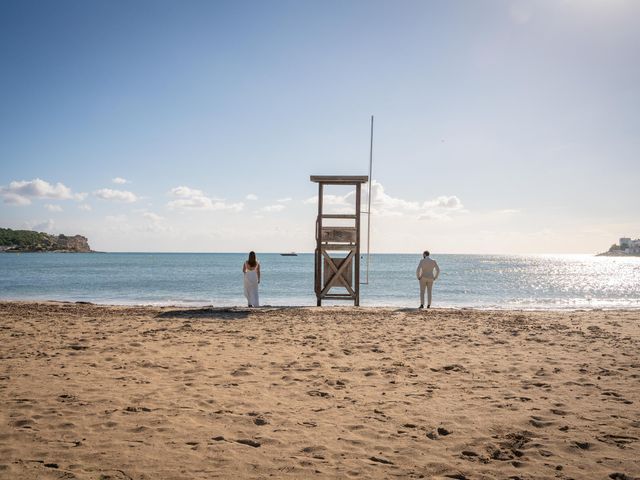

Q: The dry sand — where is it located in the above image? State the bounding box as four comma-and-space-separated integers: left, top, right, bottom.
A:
0, 301, 639, 479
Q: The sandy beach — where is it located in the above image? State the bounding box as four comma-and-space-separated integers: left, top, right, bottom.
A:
0, 302, 638, 479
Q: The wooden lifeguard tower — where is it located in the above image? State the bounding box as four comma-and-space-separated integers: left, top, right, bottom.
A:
310, 175, 369, 306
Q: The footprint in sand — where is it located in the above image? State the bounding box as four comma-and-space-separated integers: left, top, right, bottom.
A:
425, 427, 451, 439
529, 416, 554, 428
124, 406, 151, 413
601, 391, 633, 404
11, 419, 34, 429
571, 440, 592, 450
443, 473, 467, 480
236, 438, 261, 448
301, 445, 327, 459
550, 408, 567, 416
609, 473, 635, 480
597, 433, 638, 447
307, 390, 331, 398
489, 431, 532, 462
461, 450, 479, 459
129, 426, 149, 433
246, 412, 269, 425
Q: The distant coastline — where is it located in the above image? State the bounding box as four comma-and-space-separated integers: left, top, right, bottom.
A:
0, 227, 93, 253
597, 236, 640, 257
597, 250, 640, 257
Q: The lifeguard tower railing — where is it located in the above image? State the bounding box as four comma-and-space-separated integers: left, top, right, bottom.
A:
310, 175, 368, 306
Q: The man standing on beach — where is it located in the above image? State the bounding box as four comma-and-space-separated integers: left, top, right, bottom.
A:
416, 251, 440, 309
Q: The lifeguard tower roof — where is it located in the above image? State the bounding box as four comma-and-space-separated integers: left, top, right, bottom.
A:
310, 175, 368, 184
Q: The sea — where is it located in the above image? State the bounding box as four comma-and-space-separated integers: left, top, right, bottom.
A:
1, 253, 640, 310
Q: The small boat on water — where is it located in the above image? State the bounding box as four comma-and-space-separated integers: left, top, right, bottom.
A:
280, 252, 298, 256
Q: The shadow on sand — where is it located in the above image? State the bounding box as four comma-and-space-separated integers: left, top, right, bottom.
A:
393, 307, 422, 313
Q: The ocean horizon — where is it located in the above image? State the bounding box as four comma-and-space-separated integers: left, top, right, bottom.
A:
2, 252, 639, 310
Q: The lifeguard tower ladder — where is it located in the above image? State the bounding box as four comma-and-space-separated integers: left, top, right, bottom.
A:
310, 175, 368, 306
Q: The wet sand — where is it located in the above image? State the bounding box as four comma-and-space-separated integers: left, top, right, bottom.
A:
0, 301, 639, 479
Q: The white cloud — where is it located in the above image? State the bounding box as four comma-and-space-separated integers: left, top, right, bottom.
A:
368, 181, 419, 212
141, 212, 170, 232
0, 178, 84, 205
277, 197, 292, 203
143, 212, 164, 222
170, 186, 203, 198
94, 188, 138, 203
260, 204, 285, 213
2, 193, 31, 206
44, 204, 63, 212
246, 193, 258, 201
367, 182, 465, 220
417, 211, 453, 221
112, 177, 129, 184
304, 194, 351, 206
167, 185, 244, 212
423, 195, 464, 211
304, 180, 465, 220
417, 196, 465, 221
78, 204, 92, 211
32, 219, 55, 233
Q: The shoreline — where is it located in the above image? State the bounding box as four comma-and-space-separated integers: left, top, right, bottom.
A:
1, 301, 639, 479
2, 298, 640, 312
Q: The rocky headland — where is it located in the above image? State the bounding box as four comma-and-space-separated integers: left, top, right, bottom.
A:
0, 227, 92, 253
597, 250, 640, 257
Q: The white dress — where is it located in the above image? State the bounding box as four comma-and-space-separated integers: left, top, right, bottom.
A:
243, 262, 260, 307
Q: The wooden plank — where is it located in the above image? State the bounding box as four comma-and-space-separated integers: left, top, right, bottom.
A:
321, 214, 357, 219
320, 250, 355, 297
321, 227, 356, 243
321, 250, 353, 294
355, 183, 362, 306
322, 254, 354, 293
310, 175, 368, 184
322, 250, 356, 298
322, 243, 354, 251
315, 183, 323, 304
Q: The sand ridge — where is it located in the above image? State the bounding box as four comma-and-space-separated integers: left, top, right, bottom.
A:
0, 302, 639, 479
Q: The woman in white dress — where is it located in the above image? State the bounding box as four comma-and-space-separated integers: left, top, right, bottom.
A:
242, 251, 260, 307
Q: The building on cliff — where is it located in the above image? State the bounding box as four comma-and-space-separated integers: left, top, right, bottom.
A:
619, 237, 640, 254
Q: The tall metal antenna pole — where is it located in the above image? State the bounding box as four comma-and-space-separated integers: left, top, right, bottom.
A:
366, 115, 374, 284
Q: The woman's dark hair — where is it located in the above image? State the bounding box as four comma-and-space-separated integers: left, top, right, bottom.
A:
247, 251, 257, 268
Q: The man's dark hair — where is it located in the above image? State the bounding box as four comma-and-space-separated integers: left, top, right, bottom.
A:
423, 250, 430, 257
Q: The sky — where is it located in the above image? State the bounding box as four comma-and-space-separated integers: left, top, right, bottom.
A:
1, 0, 639, 254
